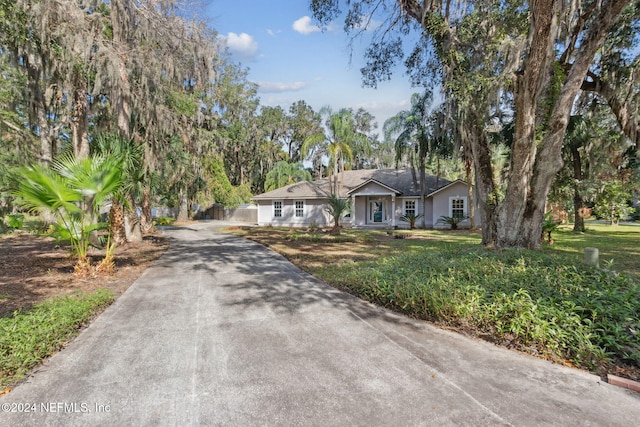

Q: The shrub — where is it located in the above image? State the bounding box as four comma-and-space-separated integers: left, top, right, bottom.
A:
153, 216, 175, 226
400, 213, 423, 229
437, 214, 469, 230
7, 213, 24, 229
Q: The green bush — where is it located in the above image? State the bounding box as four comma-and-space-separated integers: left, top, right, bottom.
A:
153, 216, 176, 226
7, 213, 24, 229
0, 289, 115, 388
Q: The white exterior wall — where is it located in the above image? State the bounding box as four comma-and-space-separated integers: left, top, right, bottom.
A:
431, 182, 472, 229
256, 199, 331, 227
424, 198, 434, 228
352, 197, 367, 227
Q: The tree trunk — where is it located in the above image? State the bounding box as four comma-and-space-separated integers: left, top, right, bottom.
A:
495, 0, 555, 248
124, 195, 142, 243
71, 83, 90, 159
573, 190, 586, 232
467, 181, 476, 230
177, 187, 189, 222
140, 185, 155, 234
38, 107, 54, 165
492, 0, 627, 248
570, 144, 586, 232
464, 116, 498, 245
109, 198, 127, 246
419, 155, 426, 229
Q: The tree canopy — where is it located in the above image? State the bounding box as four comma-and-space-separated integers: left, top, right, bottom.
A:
311, 0, 639, 247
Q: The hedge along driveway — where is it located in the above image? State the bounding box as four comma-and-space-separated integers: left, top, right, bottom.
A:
1, 224, 639, 426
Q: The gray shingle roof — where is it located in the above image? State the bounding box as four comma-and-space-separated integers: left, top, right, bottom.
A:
252, 168, 455, 200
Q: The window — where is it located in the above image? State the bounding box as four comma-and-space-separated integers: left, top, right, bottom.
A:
294, 200, 304, 218
273, 200, 283, 218
451, 198, 465, 219
404, 200, 416, 216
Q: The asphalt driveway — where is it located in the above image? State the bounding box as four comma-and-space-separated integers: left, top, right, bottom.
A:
1, 223, 639, 426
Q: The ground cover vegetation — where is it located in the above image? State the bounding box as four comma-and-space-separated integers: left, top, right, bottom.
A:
231, 224, 640, 381
0, 289, 114, 390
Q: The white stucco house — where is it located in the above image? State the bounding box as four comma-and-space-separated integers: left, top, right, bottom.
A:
251, 168, 479, 229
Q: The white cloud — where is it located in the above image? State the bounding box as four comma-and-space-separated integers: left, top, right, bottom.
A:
223, 32, 259, 61
256, 81, 310, 93
292, 16, 321, 35
353, 17, 382, 32
266, 28, 282, 37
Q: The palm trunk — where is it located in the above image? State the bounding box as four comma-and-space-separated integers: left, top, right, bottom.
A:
124, 195, 142, 243
140, 185, 155, 233
109, 198, 127, 246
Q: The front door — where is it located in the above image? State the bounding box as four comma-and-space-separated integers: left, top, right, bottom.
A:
368, 199, 386, 223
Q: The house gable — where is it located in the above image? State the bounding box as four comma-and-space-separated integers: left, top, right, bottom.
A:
347, 179, 402, 197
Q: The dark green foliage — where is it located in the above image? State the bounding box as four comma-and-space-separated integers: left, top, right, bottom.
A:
153, 216, 175, 226
400, 213, 422, 229
7, 213, 23, 229
542, 211, 561, 244
316, 246, 640, 370
437, 214, 469, 230
325, 194, 352, 231
0, 289, 115, 388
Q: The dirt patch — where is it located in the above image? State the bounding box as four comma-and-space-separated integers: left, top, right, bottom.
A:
0, 233, 169, 318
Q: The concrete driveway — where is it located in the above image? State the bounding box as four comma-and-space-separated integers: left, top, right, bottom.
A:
1, 223, 639, 426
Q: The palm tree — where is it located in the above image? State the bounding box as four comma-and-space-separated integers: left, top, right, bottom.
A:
384, 92, 436, 228
91, 133, 145, 244
302, 108, 367, 194
325, 194, 351, 234
264, 161, 312, 191
14, 153, 123, 272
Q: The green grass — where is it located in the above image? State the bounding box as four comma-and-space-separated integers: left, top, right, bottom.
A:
0, 289, 115, 389
237, 224, 640, 374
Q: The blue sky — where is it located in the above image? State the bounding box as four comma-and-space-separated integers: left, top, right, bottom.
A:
205, 0, 419, 131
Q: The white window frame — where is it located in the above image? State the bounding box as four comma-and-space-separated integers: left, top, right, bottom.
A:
294, 200, 305, 218
449, 196, 467, 219
403, 199, 418, 216
273, 200, 283, 218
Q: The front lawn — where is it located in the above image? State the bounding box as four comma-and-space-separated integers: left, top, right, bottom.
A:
231, 224, 640, 381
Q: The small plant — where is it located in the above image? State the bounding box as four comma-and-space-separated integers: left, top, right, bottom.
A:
325, 194, 351, 235
437, 214, 469, 230
542, 210, 561, 245
7, 213, 24, 229
95, 234, 117, 274
400, 213, 423, 229
153, 216, 175, 226
308, 219, 319, 231
13, 153, 123, 273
